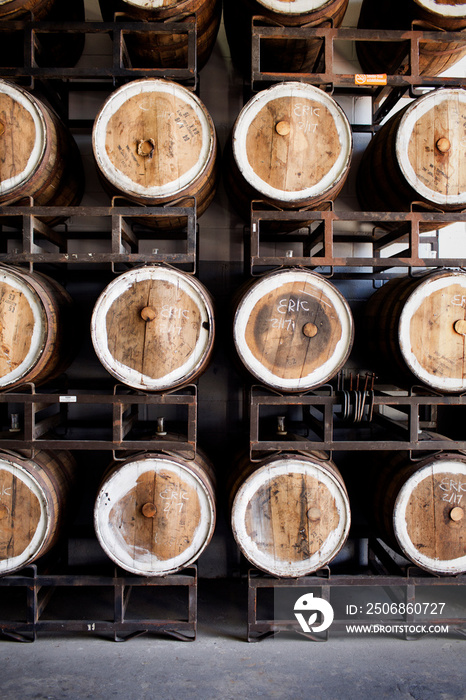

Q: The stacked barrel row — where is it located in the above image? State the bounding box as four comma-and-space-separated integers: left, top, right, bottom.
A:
0, 2, 465, 587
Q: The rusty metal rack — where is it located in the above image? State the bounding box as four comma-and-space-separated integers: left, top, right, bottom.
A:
0, 17, 198, 90
250, 23, 466, 121
0, 383, 197, 456
247, 551, 466, 642
0, 202, 199, 273
246, 204, 466, 276
0, 563, 197, 642
248, 383, 466, 459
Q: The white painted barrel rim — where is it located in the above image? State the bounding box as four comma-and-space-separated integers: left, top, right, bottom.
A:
233, 269, 353, 391
393, 459, 466, 575
94, 456, 216, 576
92, 79, 215, 200
396, 88, 466, 207
231, 457, 351, 577
414, 0, 466, 17
0, 268, 47, 388
91, 266, 214, 391
256, 0, 340, 14
398, 271, 466, 392
0, 457, 50, 574
0, 81, 46, 196
121, 0, 179, 9
232, 81, 352, 203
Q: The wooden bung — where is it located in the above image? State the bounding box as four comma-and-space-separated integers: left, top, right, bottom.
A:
92, 79, 217, 229
140, 306, 156, 322
364, 270, 466, 392
454, 319, 466, 335
436, 137, 451, 153
371, 451, 466, 575
229, 81, 352, 217
91, 265, 215, 392
357, 89, 466, 227
94, 448, 216, 576
233, 268, 353, 392
450, 506, 464, 522
142, 502, 157, 518
230, 452, 351, 577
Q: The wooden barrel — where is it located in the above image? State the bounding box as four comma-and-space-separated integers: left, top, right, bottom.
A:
223, 0, 349, 75
357, 88, 466, 228
0, 80, 84, 220
0, 266, 76, 390
0, 449, 77, 575
226, 82, 352, 220
91, 265, 215, 392
357, 0, 466, 77
98, 0, 221, 71
92, 79, 218, 229
370, 450, 466, 575
230, 451, 351, 577
94, 448, 216, 576
0, 0, 85, 68
233, 268, 353, 392
364, 269, 466, 392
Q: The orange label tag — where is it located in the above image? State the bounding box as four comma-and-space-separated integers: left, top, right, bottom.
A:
354, 74, 387, 86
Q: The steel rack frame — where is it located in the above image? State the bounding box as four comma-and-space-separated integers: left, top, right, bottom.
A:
250, 22, 466, 122
246, 204, 466, 277
247, 543, 466, 642
0, 563, 198, 643
0, 202, 199, 273
0, 18, 198, 90
0, 383, 198, 456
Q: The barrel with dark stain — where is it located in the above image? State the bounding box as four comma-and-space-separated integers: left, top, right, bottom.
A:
0, 449, 77, 575
357, 88, 466, 228
0, 266, 76, 390
98, 0, 221, 70
364, 269, 466, 393
233, 268, 353, 392
226, 81, 352, 220
92, 79, 218, 229
223, 0, 348, 76
357, 0, 466, 77
370, 449, 466, 575
230, 451, 351, 577
0, 80, 84, 220
91, 265, 215, 392
0, 0, 85, 68
94, 447, 216, 576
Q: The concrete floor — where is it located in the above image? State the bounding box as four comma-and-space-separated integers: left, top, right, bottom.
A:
0, 579, 464, 700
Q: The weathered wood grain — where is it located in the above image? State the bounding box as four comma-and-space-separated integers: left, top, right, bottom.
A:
230, 451, 351, 577
0, 266, 75, 390
93, 79, 217, 229
0, 449, 77, 575
0, 80, 84, 220
91, 265, 215, 391
233, 268, 353, 392
357, 0, 466, 77
94, 448, 216, 576
227, 82, 352, 219
364, 269, 466, 392
371, 450, 466, 575
357, 88, 466, 227
98, 0, 221, 71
